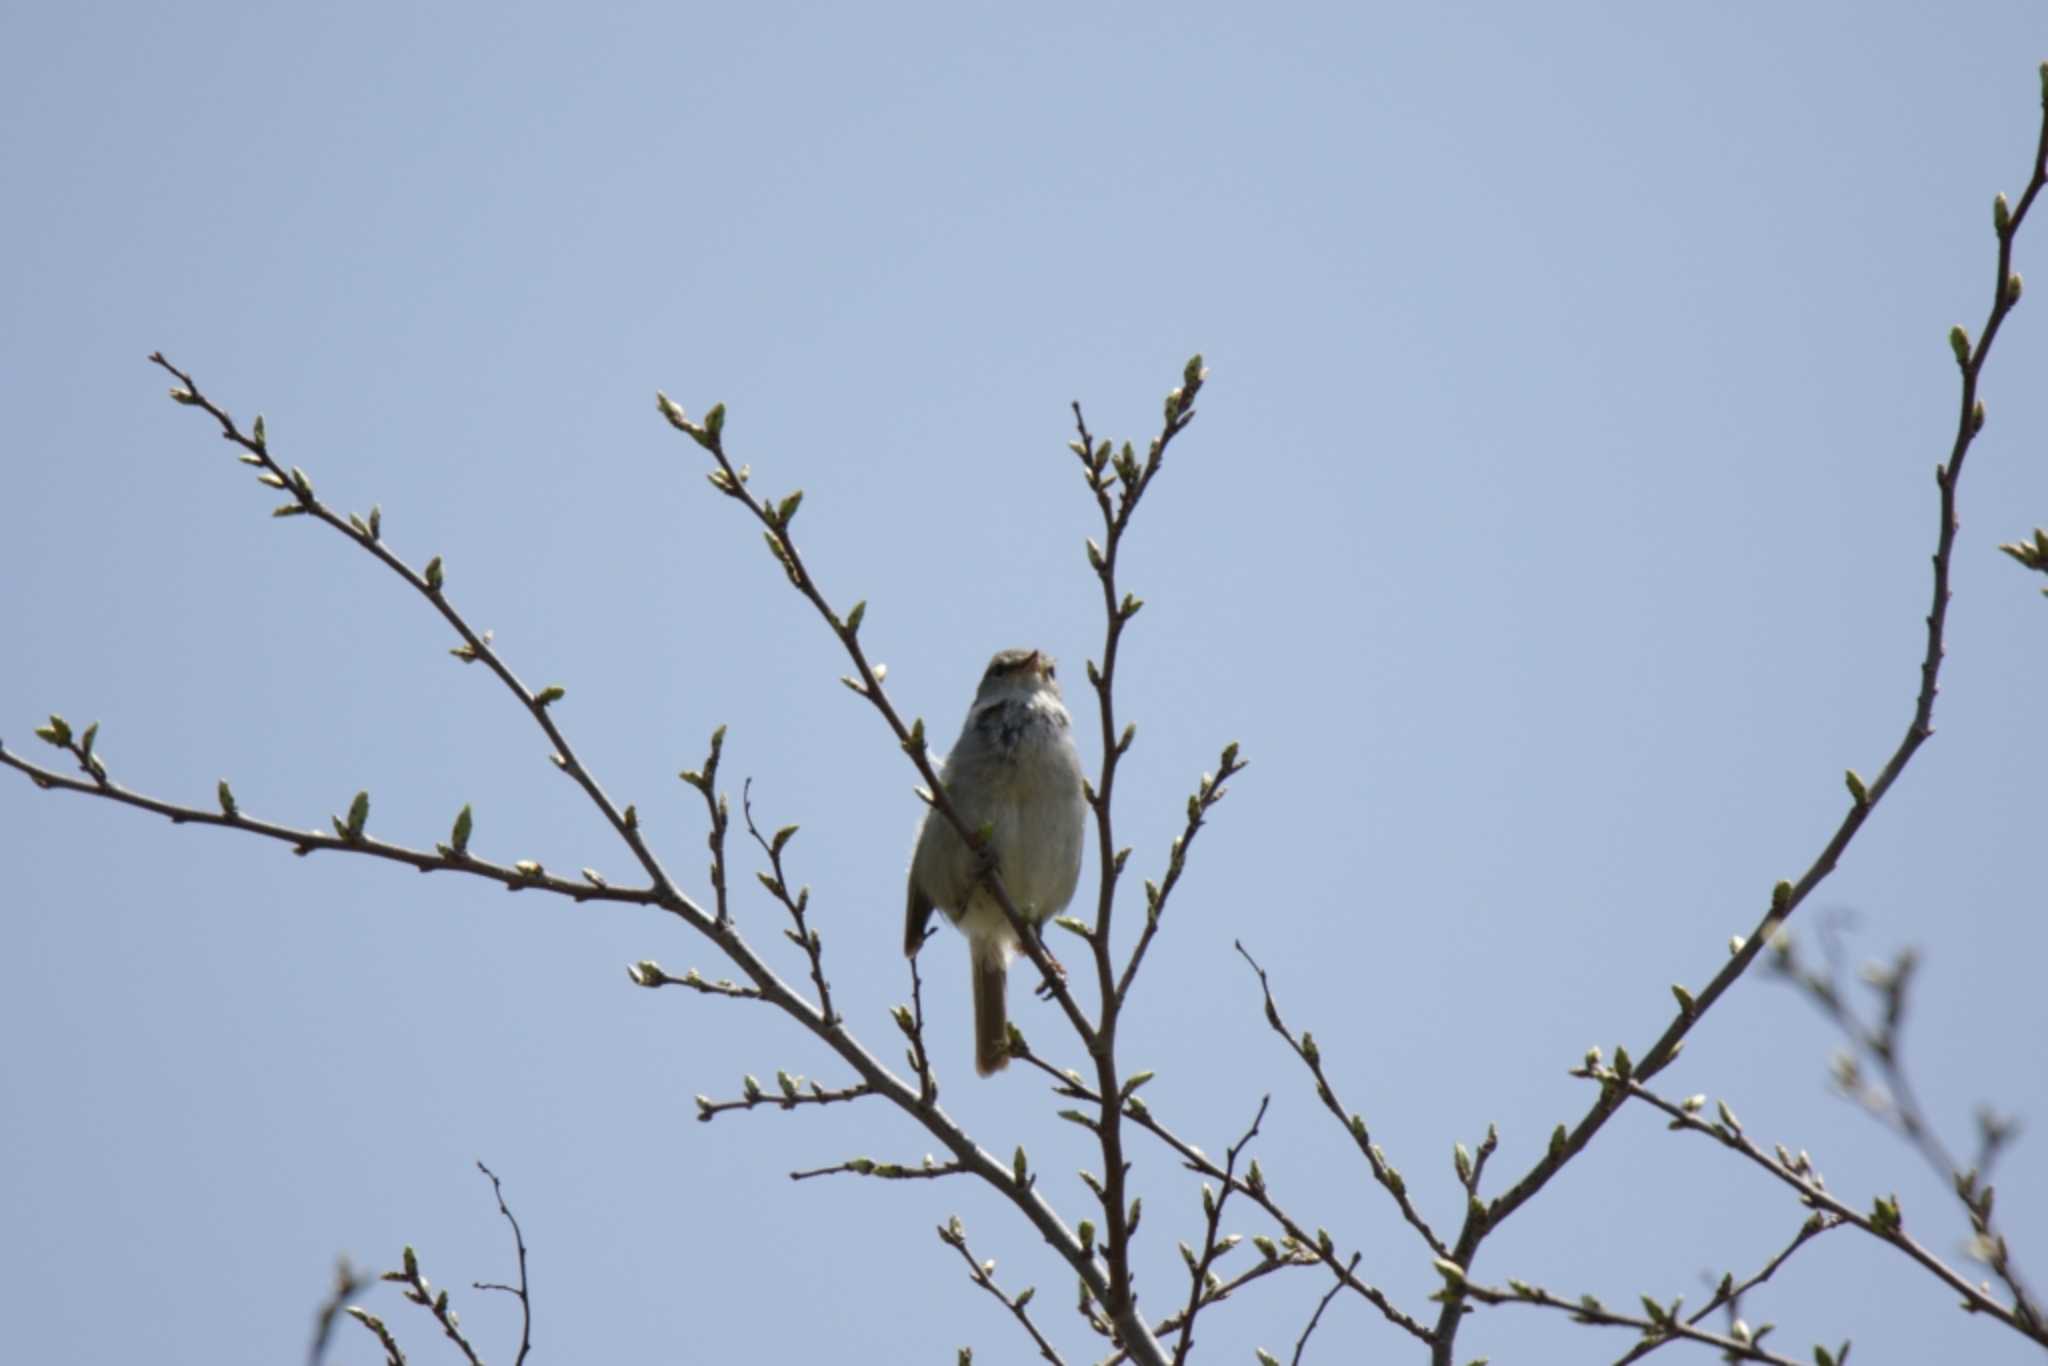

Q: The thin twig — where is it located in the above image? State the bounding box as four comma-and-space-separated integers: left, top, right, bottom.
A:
1120, 1101, 1434, 1344
0, 738, 658, 906
1235, 943, 1448, 1257
1290, 1253, 1357, 1365
741, 777, 835, 1026
1618, 1074, 2048, 1345
791, 1156, 970, 1182
471, 1162, 534, 1366
1766, 932, 2039, 1325
938, 1215, 1069, 1364
1169, 1095, 1270, 1366
381, 1244, 483, 1366
693, 1074, 874, 1123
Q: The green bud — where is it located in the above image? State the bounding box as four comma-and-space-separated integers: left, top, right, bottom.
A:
1950, 324, 1972, 366
251, 414, 267, 448
844, 600, 866, 634
344, 790, 369, 839
450, 803, 473, 854
1844, 769, 1868, 806
1671, 983, 1696, 1017
168, 388, 200, 405
534, 685, 566, 708
424, 556, 444, 592
1995, 192, 2012, 233
217, 779, 238, 818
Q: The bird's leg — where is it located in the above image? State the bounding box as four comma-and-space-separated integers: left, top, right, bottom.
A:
1029, 922, 1066, 999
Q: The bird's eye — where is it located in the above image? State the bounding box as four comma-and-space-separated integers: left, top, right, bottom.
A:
1045, 663, 1056, 678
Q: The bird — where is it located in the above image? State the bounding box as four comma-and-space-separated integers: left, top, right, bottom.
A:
906, 648, 1087, 1075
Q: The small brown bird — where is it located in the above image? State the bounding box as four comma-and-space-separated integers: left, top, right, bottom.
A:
905, 649, 1087, 1074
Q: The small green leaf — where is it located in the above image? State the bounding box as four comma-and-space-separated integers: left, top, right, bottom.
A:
217, 779, 238, 818
423, 556, 444, 592
1844, 769, 1868, 807
844, 600, 866, 635
776, 490, 803, 525
703, 402, 726, 439
368, 505, 382, 541
771, 824, 798, 857
450, 804, 473, 854
251, 414, 267, 448
78, 722, 98, 758
344, 790, 370, 839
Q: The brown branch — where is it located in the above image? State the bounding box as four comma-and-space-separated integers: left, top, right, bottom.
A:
791, 1156, 969, 1182
692, 1073, 875, 1123
380, 1244, 484, 1366
1113, 742, 1246, 1010
1289, 1253, 1357, 1366
0, 739, 656, 906
98, 357, 1157, 1361
1422, 69, 2048, 1365
1608, 1214, 1839, 1366
1445, 1267, 1812, 1366
741, 777, 835, 1026
471, 1162, 533, 1366
1120, 1099, 1434, 1344
149, 351, 692, 906
1620, 1074, 2048, 1345
1235, 942, 1448, 1257
938, 1215, 1069, 1364
1169, 1096, 1269, 1366
1766, 930, 2039, 1325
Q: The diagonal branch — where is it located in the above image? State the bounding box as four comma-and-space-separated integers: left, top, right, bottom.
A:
1423, 69, 2048, 1365
1235, 943, 1448, 1258
1620, 1074, 2047, 1344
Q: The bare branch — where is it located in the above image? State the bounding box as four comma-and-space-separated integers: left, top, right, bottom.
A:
1289, 1252, 1356, 1366
693, 1073, 875, 1123
1169, 1096, 1269, 1366
791, 1156, 969, 1182
938, 1215, 1068, 1364
472, 1162, 534, 1366
380, 1243, 483, 1366
1420, 71, 2048, 1365
741, 777, 835, 1026
1617, 1073, 2048, 1345
1235, 942, 1448, 1257
0, 738, 657, 905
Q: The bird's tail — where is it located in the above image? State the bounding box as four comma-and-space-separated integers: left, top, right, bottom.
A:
972, 937, 1009, 1075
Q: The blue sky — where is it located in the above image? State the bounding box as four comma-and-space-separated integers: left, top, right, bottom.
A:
6, 4, 2048, 1362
